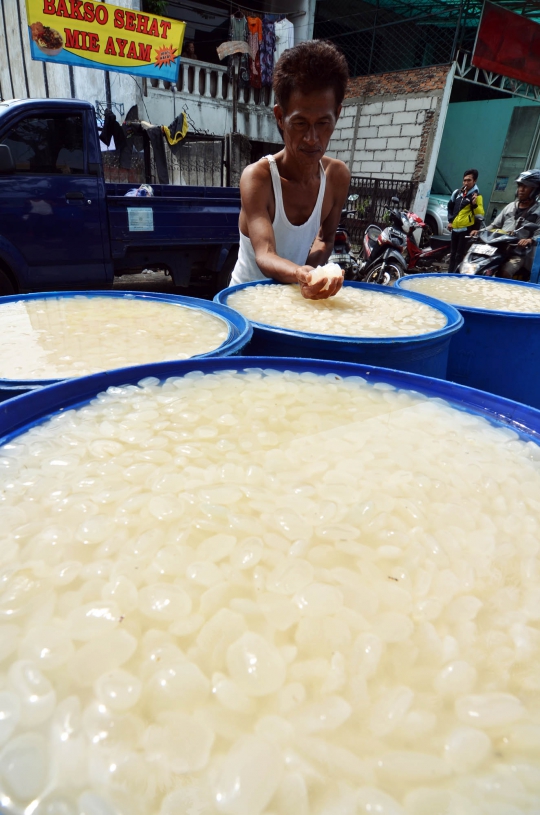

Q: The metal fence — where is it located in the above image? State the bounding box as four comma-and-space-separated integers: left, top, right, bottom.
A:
151, 137, 225, 187
346, 176, 415, 245
102, 133, 225, 187
314, 0, 480, 77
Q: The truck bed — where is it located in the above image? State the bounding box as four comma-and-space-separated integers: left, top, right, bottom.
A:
105, 184, 241, 286
106, 183, 241, 250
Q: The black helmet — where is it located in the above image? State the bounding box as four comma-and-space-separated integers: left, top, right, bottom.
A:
516, 169, 540, 197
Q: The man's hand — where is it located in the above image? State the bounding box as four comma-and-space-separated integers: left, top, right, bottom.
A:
448, 224, 453, 231
470, 229, 479, 237
518, 238, 533, 247
296, 266, 344, 300
470, 192, 478, 205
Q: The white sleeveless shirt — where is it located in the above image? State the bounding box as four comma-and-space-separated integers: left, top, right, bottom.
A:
231, 154, 327, 286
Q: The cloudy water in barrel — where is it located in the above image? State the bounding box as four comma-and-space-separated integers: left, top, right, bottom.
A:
0, 370, 540, 813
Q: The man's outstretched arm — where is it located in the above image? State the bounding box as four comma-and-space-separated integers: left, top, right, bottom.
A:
306, 160, 351, 271
239, 162, 337, 300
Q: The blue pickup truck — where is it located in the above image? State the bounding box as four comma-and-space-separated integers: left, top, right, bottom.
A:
0, 98, 241, 295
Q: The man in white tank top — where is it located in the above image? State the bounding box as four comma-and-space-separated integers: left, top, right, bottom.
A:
231, 41, 351, 300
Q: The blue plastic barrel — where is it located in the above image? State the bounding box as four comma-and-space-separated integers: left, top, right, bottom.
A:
0, 290, 252, 403
214, 280, 463, 379
396, 273, 540, 409
1, 357, 540, 448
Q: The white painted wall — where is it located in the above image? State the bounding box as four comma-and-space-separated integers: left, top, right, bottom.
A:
144, 59, 280, 142
412, 64, 455, 219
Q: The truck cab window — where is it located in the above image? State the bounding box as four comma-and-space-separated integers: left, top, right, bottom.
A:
2, 114, 84, 174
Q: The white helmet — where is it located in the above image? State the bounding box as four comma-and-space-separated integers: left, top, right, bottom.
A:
516, 169, 540, 198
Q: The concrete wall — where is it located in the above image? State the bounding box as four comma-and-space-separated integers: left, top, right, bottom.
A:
144, 68, 280, 144
329, 94, 441, 181
326, 65, 452, 182
435, 96, 540, 199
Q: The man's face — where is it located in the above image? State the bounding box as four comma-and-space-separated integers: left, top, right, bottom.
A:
274, 88, 340, 166
517, 182, 534, 201
463, 174, 475, 191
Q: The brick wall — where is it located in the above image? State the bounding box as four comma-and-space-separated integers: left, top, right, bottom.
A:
346, 65, 451, 99
327, 65, 452, 184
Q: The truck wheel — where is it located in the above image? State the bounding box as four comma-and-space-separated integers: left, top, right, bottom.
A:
0, 268, 15, 296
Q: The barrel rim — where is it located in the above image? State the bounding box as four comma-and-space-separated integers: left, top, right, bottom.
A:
1, 355, 539, 448
214, 279, 463, 345
397, 273, 540, 317
0, 289, 252, 385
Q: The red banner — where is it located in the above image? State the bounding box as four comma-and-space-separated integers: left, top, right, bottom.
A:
473, 1, 540, 88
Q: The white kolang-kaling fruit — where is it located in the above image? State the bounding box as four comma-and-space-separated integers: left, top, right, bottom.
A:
307, 263, 343, 290
2, 368, 540, 814
0, 296, 229, 379
227, 283, 447, 337
401, 274, 540, 313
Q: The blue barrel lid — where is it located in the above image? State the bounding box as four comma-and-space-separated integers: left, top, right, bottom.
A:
1, 356, 540, 447
397, 273, 540, 318
0, 290, 252, 387
214, 279, 463, 345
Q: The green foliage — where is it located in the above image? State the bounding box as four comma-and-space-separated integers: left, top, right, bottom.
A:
354, 197, 371, 217
143, 0, 168, 15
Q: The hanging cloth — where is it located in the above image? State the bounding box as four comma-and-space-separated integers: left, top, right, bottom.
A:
163, 113, 188, 146
274, 17, 294, 63
247, 16, 263, 89
228, 14, 250, 87
260, 15, 276, 87
230, 13, 246, 42
141, 120, 169, 185
99, 108, 126, 151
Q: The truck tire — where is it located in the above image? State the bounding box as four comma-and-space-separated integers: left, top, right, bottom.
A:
0, 267, 15, 296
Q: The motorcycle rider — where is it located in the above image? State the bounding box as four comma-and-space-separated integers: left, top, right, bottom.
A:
447, 169, 485, 272
469, 170, 540, 279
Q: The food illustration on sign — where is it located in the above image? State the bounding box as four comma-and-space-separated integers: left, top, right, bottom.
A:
30, 20, 64, 55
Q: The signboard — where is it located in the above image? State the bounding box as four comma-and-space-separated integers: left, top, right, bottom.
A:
473, 1, 540, 88
25, 0, 185, 82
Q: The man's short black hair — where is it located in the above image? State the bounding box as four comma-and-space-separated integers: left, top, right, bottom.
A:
463, 169, 479, 181
273, 40, 349, 112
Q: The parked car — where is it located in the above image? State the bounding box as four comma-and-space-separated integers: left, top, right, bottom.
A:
424, 193, 451, 241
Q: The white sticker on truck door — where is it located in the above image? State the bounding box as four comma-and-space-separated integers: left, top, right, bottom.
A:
128, 208, 154, 231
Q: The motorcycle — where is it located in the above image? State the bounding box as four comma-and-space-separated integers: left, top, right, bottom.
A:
459, 222, 536, 278
404, 212, 450, 272
329, 194, 361, 280
358, 197, 408, 285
